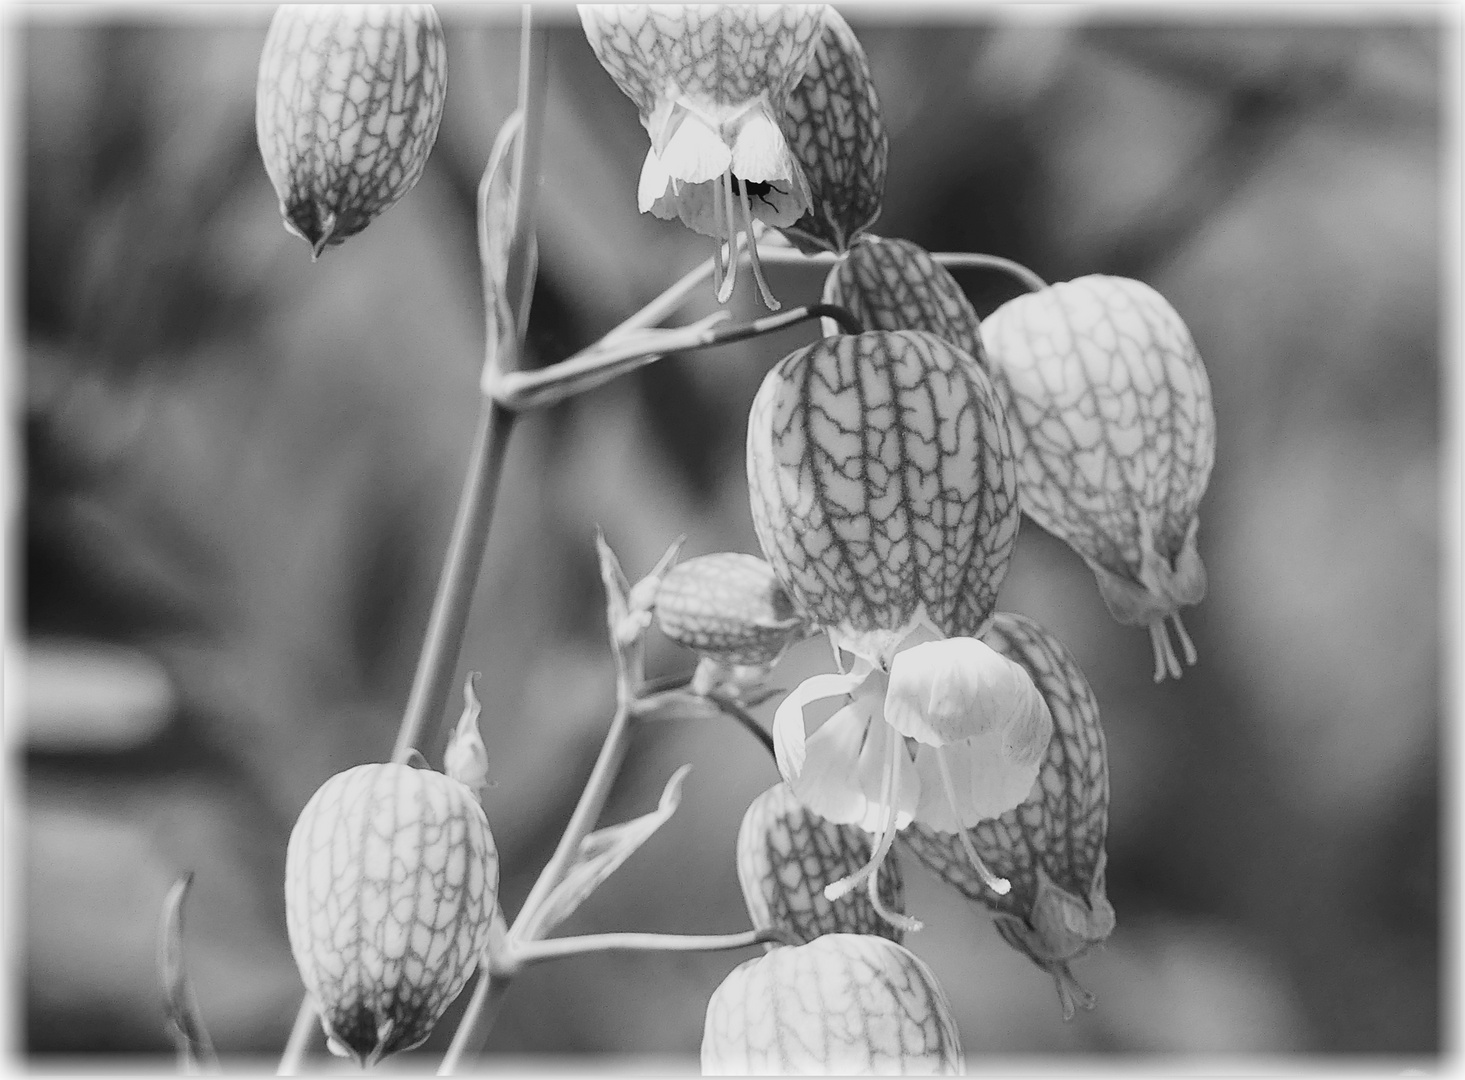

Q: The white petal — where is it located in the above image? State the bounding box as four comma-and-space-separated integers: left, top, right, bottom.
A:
910, 699, 1052, 831
885, 637, 1039, 746
637, 149, 672, 214
772, 670, 866, 780
659, 111, 731, 186
786, 699, 875, 825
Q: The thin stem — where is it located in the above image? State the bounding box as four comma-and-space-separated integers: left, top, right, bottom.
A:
277, 1000, 316, 1076
603, 257, 717, 343
510, 926, 792, 967
437, 973, 511, 1076
494, 303, 861, 412
511, 700, 636, 944
390, 400, 516, 762
931, 251, 1049, 292
751, 243, 1050, 294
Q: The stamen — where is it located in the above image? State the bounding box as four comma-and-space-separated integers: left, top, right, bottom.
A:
1171, 612, 1198, 667
709, 181, 726, 298
735, 177, 780, 311
1147, 621, 1178, 682
824, 724, 903, 907
1052, 963, 1097, 1022
716, 172, 739, 303
867, 868, 923, 933
935, 748, 1010, 896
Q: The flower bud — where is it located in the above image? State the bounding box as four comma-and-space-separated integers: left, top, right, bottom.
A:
822, 236, 984, 363
702, 934, 962, 1075
256, 4, 448, 256
980, 275, 1215, 680
776, 9, 888, 255
902, 612, 1112, 1020
737, 783, 905, 945
653, 552, 808, 667
747, 329, 1019, 658
284, 762, 498, 1066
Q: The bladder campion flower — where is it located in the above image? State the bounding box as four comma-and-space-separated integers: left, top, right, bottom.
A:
747, 329, 1052, 922
822, 235, 985, 363
981, 275, 1215, 680
702, 934, 963, 1075
284, 762, 498, 1067
256, 4, 448, 257
776, 7, 888, 254
903, 612, 1114, 1020
737, 782, 906, 945
578, 4, 826, 309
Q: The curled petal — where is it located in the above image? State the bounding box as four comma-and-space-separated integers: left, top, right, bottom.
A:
910, 701, 1051, 832
772, 670, 865, 780
884, 637, 1043, 747
784, 700, 876, 827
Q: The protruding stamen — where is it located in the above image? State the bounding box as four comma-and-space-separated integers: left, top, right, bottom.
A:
716, 172, 739, 303
735, 178, 780, 311
867, 868, 923, 933
825, 724, 903, 905
1148, 620, 1183, 682
934, 748, 1010, 896
1171, 612, 1198, 667
1051, 962, 1097, 1022
710, 185, 726, 298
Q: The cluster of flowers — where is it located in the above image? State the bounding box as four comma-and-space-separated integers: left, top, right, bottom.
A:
258, 4, 1214, 1072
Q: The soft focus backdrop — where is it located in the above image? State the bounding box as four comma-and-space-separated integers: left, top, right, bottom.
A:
18, 6, 1448, 1065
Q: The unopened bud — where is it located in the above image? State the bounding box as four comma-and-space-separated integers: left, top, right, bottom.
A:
284, 762, 498, 1066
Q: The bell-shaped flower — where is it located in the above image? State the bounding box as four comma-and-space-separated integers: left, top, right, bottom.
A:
981, 275, 1215, 680
578, 4, 826, 309
773, 608, 1052, 929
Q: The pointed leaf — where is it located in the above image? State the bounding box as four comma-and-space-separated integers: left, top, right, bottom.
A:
530, 765, 693, 940
158, 873, 219, 1075
478, 109, 539, 389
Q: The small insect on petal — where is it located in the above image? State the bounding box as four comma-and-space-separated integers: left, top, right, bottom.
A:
776, 9, 888, 255
702, 934, 963, 1075
981, 275, 1216, 680
284, 762, 498, 1067
256, 5, 448, 257
822, 235, 986, 363
902, 612, 1113, 1021
738, 783, 906, 946
747, 329, 1020, 646
653, 552, 809, 667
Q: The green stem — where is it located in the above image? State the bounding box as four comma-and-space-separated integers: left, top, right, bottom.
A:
751, 243, 1050, 293
437, 974, 511, 1076
932, 251, 1049, 292
277, 1000, 315, 1076
508, 926, 793, 968
494, 303, 862, 411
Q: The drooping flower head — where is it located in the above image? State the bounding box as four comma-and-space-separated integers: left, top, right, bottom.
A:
747, 328, 1051, 923
776, 8, 888, 254
702, 934, 963, 1075
737, 782, 906, 946
981, 275, 1216, 680
284, 762, 498, 1066
903, 612, 1114, 1021
579, 4, 826, 309
256, 4, 448, 256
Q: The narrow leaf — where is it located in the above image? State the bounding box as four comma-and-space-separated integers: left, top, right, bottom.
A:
158, 873, 219, 1075
529, 765, 693, 940
478, 109, 540, 389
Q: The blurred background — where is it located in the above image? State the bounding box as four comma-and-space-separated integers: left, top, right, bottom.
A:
16, 5, 1450, 1067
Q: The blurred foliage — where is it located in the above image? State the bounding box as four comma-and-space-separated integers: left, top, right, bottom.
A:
18, 7, 1445, 1063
